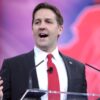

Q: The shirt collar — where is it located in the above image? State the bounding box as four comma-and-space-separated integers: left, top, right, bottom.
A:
34, 46, 60, 60
34, 46, 48, 60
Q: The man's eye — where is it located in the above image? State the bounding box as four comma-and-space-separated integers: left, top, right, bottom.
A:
34, 21, 39, 24
46, 20, 53, 24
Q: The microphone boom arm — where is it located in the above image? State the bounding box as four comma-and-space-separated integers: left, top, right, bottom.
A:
85, 63, 100, 72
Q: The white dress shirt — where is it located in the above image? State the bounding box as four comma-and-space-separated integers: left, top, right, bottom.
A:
34, 46, 68, 100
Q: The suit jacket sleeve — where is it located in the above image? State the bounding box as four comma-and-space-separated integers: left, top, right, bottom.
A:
1, 59, 11, 100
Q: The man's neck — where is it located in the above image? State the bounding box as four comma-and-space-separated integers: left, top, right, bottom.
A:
35, 45, 57, 53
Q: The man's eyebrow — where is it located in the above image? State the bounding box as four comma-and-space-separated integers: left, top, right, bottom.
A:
34, 18, 55, 22
46, 18, 53, 20
34, 18, 40, 21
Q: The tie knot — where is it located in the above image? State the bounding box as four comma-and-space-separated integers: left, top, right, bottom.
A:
47, 54, 53, 60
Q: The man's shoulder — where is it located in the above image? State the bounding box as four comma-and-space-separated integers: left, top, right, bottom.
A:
59, 52, 84, 66
3, 50, 34, 63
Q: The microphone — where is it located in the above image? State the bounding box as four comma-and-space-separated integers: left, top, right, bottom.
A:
29, 60, 44, 89
85, 63, 100, 72
47, 67, 53, 73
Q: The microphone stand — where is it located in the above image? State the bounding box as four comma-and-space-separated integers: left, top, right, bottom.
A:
85, 63, 100, 72
29, 60, 44, 89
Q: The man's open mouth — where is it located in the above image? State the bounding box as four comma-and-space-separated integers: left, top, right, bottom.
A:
39, 33, 48, 38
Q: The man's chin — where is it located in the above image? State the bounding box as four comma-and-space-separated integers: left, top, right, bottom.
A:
37, 44, 48, 48
37, 44, 50, 51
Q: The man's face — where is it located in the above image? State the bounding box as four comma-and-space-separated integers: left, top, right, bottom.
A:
32, 8, 63, 52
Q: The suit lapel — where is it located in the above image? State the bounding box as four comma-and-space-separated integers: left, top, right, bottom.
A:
59, 52, 72, 92
25, 50, 39, 89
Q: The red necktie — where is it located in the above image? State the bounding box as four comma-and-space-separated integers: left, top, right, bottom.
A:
47, 54, 60, 100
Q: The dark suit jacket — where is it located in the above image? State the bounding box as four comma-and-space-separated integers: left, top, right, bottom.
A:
1, 50, 87, 100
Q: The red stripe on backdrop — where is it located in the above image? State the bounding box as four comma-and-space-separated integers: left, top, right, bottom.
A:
60, 5, 100, 94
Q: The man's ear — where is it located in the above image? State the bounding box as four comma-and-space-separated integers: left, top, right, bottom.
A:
58, 25, 63, 36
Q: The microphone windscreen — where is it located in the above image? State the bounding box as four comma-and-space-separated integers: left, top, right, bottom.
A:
47, 67, 53, 73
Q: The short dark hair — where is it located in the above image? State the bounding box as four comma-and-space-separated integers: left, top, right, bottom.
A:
32, 2, 63, 26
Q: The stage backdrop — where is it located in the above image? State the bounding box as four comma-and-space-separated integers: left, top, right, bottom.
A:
0, 0, 100, 95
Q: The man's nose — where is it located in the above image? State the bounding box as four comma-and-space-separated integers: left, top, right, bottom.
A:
39, 21, 46, 29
